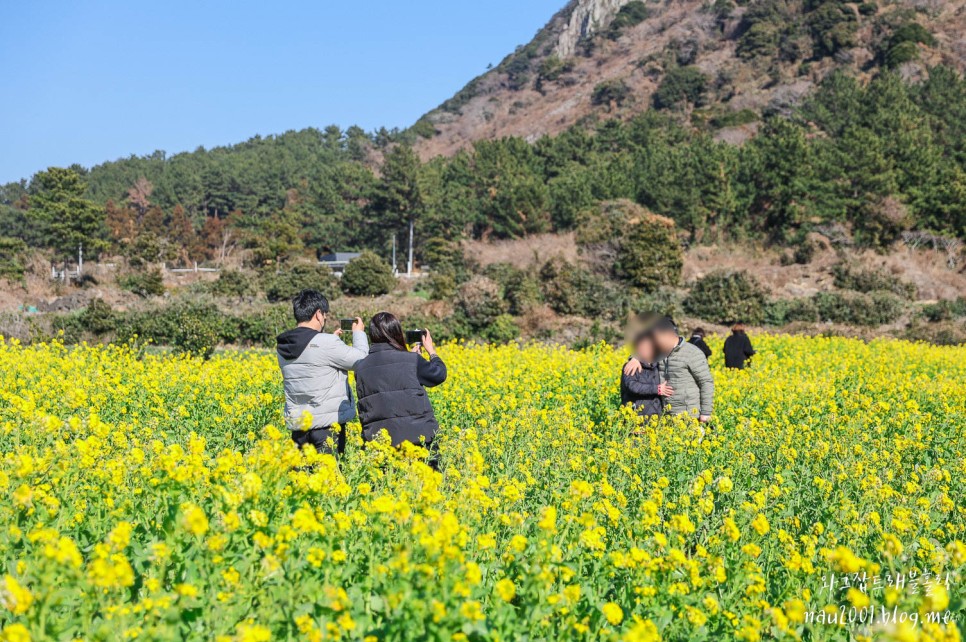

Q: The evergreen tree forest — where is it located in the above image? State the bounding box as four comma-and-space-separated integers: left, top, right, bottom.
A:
1, 68, 964, 271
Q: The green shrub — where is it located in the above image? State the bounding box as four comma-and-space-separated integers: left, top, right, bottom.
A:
572, 321, 626, 350
209, 269, 257, 298
0, 237, 28, 282
481, 314, 520, 344
428, 273, 458, 301
341, 251, 396, 297
888, 23, 937, 48
408, 117, 437, 140
884, 41, 920, 68
921, 297, 966, 323
576, 200, 683, 293
763, 299, 790, 326
858, 2, 877, 15
709, 109, 759, 129
738, 22, 781, 59
118, 269, 165, 297
481, 263, 521, 291
420, 237, 468, 280
592, 80, 631, 108
539, 257, 626, 320
763, 297, 820, 325
50, 313, 85, 344
831, 263, 915, 297
173, 313, 221, 359
262, 263, 339, 303
882, 23, 935, 68
808, 3, 857, 58
608, 1, 649, 38
79, 298, 117, 335
653, 66, 709, 109
456, 276, 507, 330
684, 271, 769, 325
628, 288, 685, 322
234, 305, 293, 347
117, 301, 228, 348
536, 56, 575, 90
813, 291, 905, 325
781, 239, 818, 266
904, 321, 966, 346
504, 271, 542, 315
812, 291, 856, 324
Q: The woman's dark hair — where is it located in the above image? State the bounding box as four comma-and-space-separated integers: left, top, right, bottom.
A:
692, 327, 705, 336
369, 312, 407, 351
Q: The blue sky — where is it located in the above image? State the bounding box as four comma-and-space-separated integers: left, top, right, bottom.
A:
0, 0, 565, 184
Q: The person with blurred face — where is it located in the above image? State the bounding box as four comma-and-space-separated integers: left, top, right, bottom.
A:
620, 331, 673, 420
353, 312, 447, 468
624, 317, 714, 423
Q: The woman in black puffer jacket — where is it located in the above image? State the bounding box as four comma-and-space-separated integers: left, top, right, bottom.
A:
354, 312, 447, 462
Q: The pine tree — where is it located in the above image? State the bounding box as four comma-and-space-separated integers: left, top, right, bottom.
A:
369, 143, 424, 246
28, 167, 106, 258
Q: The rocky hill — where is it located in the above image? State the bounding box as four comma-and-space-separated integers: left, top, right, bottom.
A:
416, 0, 966, 158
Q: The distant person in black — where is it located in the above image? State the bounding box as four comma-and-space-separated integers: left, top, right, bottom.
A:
354, 312, 447, 467
723, 322, 755, 369
688, 327, 712, 360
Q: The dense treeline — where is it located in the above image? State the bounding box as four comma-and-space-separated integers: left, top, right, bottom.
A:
1, 67, 964, 274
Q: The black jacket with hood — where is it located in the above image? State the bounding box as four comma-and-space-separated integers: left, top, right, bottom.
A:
689, 334, 712, 359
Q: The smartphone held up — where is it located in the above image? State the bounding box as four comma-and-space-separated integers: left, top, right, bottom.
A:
406, 329, 427, 346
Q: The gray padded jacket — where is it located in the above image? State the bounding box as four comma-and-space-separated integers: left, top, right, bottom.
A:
276, 327, 369, 431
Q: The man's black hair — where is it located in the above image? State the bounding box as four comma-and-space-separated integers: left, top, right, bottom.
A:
651, 316, 678, 334
292, 289, 329, 323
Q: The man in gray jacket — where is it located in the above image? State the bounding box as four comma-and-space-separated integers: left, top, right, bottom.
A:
276, 290, 368, 455
624, 317, 714, 422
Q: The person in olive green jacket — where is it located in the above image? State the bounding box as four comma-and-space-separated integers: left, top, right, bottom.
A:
624, 317, 714, 422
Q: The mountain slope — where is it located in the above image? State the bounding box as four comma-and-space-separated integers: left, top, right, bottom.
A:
416, 0, 966, 158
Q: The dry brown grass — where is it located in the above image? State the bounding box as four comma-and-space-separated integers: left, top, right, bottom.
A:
463, 233, 578, 270
683, 241, 966, 302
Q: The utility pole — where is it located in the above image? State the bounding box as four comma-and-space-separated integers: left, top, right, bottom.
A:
407, 218, 414, 277
78, 243, 84, 276
392, 233, 397, 275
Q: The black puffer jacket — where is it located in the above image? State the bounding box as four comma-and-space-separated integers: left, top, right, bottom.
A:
354, 343, 447, 447
620, 361, 664, 418
724, 331, 755, 369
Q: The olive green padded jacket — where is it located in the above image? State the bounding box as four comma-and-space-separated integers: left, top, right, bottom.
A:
660, 338, 715, 417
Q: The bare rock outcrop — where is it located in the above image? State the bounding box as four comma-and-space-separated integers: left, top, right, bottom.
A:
555, 0, 634, 57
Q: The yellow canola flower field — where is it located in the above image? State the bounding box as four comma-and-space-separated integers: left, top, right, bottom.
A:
0, 335, 963, 642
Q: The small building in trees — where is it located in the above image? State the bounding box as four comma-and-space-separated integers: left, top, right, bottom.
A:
319, 252, 361, 275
